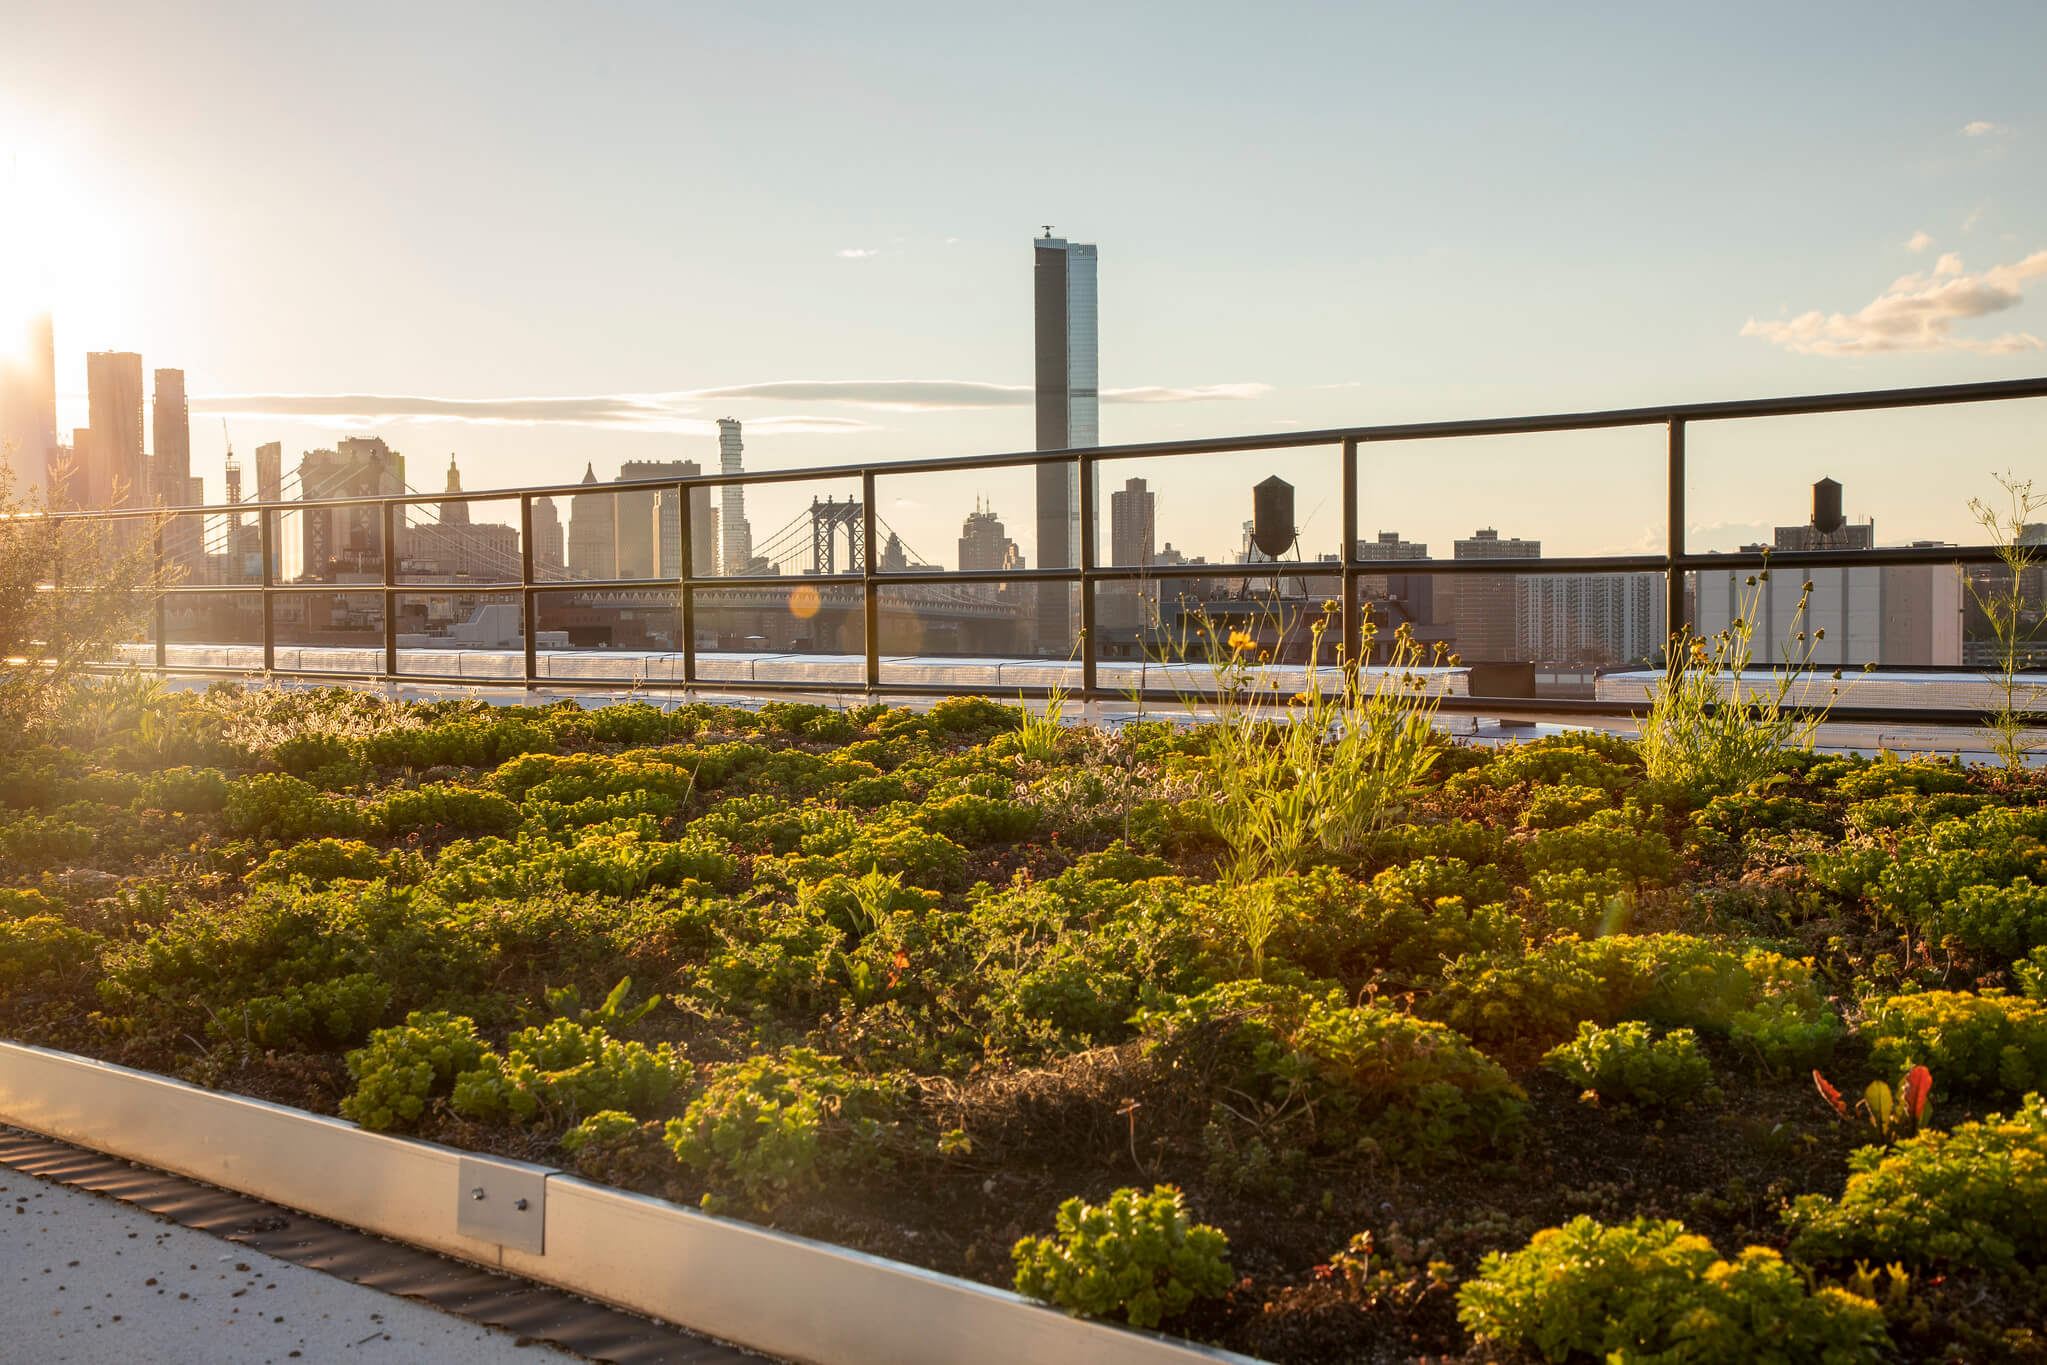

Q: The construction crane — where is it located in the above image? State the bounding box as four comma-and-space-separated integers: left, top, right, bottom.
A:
222, 419, 241, 511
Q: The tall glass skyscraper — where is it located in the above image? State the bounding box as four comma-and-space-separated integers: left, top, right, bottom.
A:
1033, 235, 1097, 653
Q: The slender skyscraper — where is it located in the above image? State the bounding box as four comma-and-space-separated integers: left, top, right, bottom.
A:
86, 351, 146, 509
0, 313, 56, 500
718, 418, 751, 576
1033, 233, 1097, 652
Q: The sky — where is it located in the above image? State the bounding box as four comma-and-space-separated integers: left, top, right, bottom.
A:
1, 0, 2044, 567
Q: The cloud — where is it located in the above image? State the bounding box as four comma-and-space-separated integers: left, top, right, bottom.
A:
1740, 248, 2047, 355
687, 379, 1273, 411
836, 247, 880, 258
188, 378, 1275, 429
1963, 121, 2007, 137
1906, 231, 1935, 252
188, 391, 876, 435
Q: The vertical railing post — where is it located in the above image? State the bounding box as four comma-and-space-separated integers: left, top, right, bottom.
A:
678, 480, 697, 687
1078, 452, 1097, 700
1666, 418, 1687, 657
381, 500, 399, 680
519, 494, 538, 689
861, 470, 879, 692
259, 505, 276, 673
1341, 437, 1360, 667
153, 517, 168, 671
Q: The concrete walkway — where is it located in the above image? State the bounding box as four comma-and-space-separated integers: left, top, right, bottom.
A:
1, 1169, 583, 1364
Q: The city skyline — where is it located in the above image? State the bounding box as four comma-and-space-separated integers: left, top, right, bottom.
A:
3, 3, 2044, 567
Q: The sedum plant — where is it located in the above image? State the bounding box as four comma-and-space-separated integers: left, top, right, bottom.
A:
1864, 990, 2047, 1099
340, 1010, 487, 1131
1541, 1020, 1711, 1107
451, 1018, 690, 1126
1012, 1184, 1233, 1329
1458, 1215, 1887, 1364
664, 1048, 901, 1201
1785, 1093, 2047, 1271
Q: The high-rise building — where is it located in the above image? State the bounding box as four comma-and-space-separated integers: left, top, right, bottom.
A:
568, 463, 618, 580
717, 419, 752, 576
0, 312, 57, 500
1695, 484, 1960, 667
680, 460, 717, 578
1453, 528, 1540, 663
617, 460, 696, 579
959, 499, 1025, 573
151, 369, 197, 499
1517, 573, 1666, 668
85, 351, 146, 510
1103, 476, 1157, 631
1033, 233, 1097, 652
254, 442, 283, 504
298, 437, 405, 580
532, 496, 566, 578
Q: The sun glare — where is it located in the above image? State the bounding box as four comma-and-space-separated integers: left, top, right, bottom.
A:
0, 127, 129, 367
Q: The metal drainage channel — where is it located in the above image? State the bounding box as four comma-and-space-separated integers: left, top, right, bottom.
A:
0, 1043, 1261, 1365
0, 1126, 749, 1363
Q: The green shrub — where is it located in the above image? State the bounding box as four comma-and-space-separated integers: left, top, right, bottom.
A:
1465, 742, 1638, 796
208, 973, 393, 1050
1142, 982, 1528, 1164
663, 1048, 901, 1199
1425, 934, 1840, 1068
0, 815, 99, 865
0, 914, 102, 988
1459, 1215, 1886, 1364
1864, 990, 2047, 1098
1542, 1021, 1711, 1107
273, 732, 361, 780
428, 822, 732, 902
340, 1010, 488, 1130
138, 766, 229, 814
1874, 805, 2047, 959
361, 716, 558, 770
1785, 1093, 2047, 1270
1218, 863, 1517, 987
98, 884, 488, 1026
0, 887, 60, 920
1011, 1184, 1232, 1329
1519, 782, 1612, 830
2018, 947, 2047, 1001
1520, 802, 1676, 888
370, 784, 520, 837
560, 1108, 640, 1155
914, 792, 1039, 844
250, 838, 424, 887
1694, 791, 1828, 837
223, 773, 363, 841
451, 1019, 690, 1125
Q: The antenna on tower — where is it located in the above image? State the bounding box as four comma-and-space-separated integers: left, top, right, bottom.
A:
1041, 225, 1055, 239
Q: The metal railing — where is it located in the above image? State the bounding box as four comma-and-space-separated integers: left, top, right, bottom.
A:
45, 374, 2047, 726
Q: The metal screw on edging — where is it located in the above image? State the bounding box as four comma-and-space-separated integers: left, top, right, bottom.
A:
471, 1188, 486, 1201
514, 1199, 529, 1211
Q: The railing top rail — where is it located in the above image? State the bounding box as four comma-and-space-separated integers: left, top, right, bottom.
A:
25, 374, 2045, 523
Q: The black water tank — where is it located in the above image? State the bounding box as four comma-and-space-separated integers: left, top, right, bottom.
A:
1252, 476, 1295, 558
1812, 477, 1845, 534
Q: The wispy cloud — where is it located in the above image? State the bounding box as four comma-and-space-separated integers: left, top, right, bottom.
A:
687, 379, 1273, 411
1906, 230, 1935, 252
1741, 248, 2047, 355
1963, 120, 2007, 137
188, 378, 1274, 429
188, 391, 875, 435
835, 247, 880, 259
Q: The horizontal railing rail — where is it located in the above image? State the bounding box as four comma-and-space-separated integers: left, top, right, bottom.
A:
27, 375, 2047, 724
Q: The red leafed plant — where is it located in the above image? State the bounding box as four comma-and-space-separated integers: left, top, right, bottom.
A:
1814, 1065, 1932, 1141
